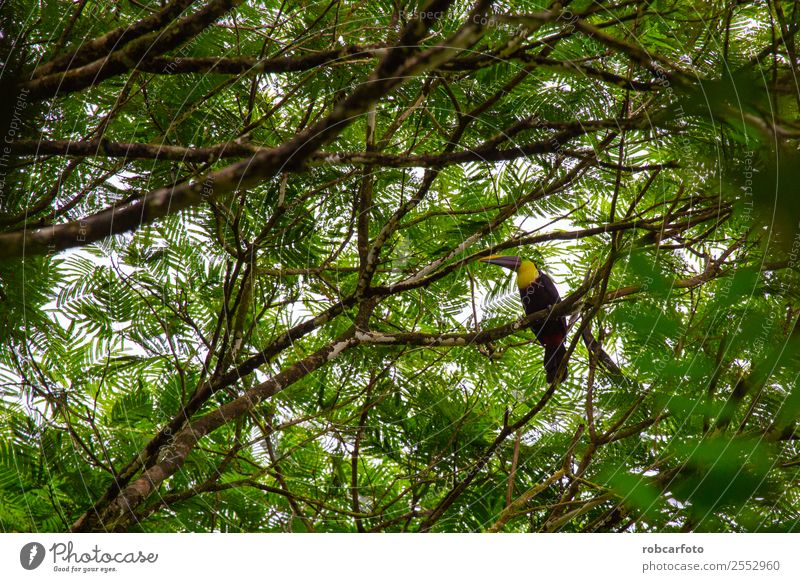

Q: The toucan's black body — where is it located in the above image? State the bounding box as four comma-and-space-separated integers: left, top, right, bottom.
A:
519, 272, 568, 383
480, 255, 568, 383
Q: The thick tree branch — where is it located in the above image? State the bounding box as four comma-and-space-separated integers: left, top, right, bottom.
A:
32, 0, 196, 79
23, 0, 246, 100
137, 45, 388, 75
1, 0, 488, 259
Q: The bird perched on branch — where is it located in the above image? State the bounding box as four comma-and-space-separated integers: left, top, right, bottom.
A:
480, 255, 568, 384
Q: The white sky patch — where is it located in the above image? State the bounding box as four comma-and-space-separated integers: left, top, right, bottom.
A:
284, 287, 332, 325
106, 170, 138, 191
541, 79, 571, 92
408, 167, 425, 180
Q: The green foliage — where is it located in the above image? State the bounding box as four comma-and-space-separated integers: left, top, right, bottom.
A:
1, 0, 799, 533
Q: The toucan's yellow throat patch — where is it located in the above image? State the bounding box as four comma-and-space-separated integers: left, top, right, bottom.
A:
516, 260, 539, 288
479, 255, 539, 287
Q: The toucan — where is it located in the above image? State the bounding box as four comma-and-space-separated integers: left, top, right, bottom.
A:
480, 255, 568, 383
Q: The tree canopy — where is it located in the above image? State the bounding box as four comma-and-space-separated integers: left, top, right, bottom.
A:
1, 0, 800, 532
